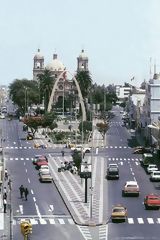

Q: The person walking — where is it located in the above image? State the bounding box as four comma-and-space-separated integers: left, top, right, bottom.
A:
4, 169, 8, 180
3, 198, 7, 213
24, 188, 29, 201
19, 185, 25, 198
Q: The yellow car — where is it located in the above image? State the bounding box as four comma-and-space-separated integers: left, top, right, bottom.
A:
34, 143, 47, 149
27, 134, 33, 140
111, 204, 127, 222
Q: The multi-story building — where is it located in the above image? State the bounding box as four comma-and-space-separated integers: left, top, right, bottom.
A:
145, 73, 160, 145
116, 85, 132, 102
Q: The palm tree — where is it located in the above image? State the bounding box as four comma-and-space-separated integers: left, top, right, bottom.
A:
38, 69, 55, 112
75, 71, 92, 99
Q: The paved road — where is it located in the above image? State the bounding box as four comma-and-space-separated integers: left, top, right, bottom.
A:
105, 105, 160, 240
1, 119, 90, 240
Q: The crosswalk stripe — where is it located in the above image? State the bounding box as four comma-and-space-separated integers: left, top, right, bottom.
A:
26, 158, 29, 160
147, 218, 154, 224
29, 219, 38, 225
157, 218, 160, 223
20, 158, 24, 160
137, 218, 144, 224
128, 218, 134, 224
39, 219, 47, 224
68, 218, 74, 224
15, 158, 18, 160
48, 219, 55, 224
58, 219, 65, 224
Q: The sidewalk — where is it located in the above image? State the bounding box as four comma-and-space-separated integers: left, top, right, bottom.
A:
0, 177, 12, 240
49, 153, 106, 226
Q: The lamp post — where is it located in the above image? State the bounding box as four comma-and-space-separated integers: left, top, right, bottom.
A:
24, 87, 28, 116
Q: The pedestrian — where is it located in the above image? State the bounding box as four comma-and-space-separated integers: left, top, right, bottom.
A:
19, 185, 25, 198
4, 169, 8, 180
8, 179, 12, 191
24, 188, 29, 201
3, 192, 7, 200
3, 198, 7, 213
61, 150, 64, 157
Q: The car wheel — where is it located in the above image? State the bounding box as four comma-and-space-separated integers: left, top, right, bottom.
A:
150, 178, 153, 182
122, 190, 125, 197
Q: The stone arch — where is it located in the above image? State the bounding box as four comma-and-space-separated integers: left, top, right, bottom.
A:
47, 70, 86, 121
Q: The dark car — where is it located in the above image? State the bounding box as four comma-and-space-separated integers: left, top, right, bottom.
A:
106, 167, 119, 180
133, 146, 152, 154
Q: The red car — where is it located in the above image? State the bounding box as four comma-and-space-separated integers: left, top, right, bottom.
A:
36, 160, 48, 169
144, 194, 160, 209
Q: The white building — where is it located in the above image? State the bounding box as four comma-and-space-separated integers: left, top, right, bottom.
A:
116, 85, 131, 101
127, 90, 146, 129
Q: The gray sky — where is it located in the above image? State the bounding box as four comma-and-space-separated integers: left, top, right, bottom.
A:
0, 0, 159, 86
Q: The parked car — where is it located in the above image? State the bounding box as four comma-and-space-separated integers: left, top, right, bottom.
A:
147, 164, 158, 174
144, 194, 160, 209
27, 133, 33, 140
39, 172, 53, 183
106, 166, 119, 180
150, 171, 160, 182
111, 204, 127, 222
133, 146, 152, 154
122, 181, 140, 196
0, 114, 5, 119
34, 143, 47, 149
71, 144, 91, 153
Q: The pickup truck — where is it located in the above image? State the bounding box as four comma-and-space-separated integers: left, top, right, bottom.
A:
144, 194, 160, 209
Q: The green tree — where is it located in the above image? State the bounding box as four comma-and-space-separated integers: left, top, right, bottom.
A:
96, 122, 109, 146
79, 121, 92, 134
23, 116, 43, 136
38, 69, 55, 112
9, 79, 39, 114
76, 71, 92, 98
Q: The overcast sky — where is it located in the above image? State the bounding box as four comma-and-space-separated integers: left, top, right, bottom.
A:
0, 0, 159, 87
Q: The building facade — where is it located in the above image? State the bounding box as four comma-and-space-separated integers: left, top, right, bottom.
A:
32, 49, 89, 111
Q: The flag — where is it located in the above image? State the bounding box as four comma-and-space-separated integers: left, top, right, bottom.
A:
131, 76, 135, 81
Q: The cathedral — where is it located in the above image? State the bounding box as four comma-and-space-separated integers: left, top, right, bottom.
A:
32, 49, 89, 109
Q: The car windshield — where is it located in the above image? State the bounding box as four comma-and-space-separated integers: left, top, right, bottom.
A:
113, 208, 124, 212
126, 184, 137, 188
154, 172, 160, 175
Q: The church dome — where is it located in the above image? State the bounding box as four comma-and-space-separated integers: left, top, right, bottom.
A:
46, 54, 65, 71
79, 49, 88, 59
34, 49, 44, 59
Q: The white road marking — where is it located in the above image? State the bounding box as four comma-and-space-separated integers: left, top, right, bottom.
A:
49, 205, 54, 212
137, 218, 144, 224
58, 218, 65, 224
26, 158, 29, 160
25, 169, 27, 173
15, 158, 18, 160
48, 219, 55, 224
128, 218, 134, 224
68, 218, 74, 224
96, 147, 98, 155
29, 219, 38, 225
24, 162, 26, 166
31, 189, 34, 194
33, 197, 36, 202
39, 219, 47, 224
157, 218, 160, 223
19, 205, 23, 214
147, 218, 154, 224
28, 178, 30, 183
20, 158, 24, 160
35, 203, 41, 219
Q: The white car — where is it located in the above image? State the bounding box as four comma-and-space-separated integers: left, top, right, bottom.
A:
150, 171, 160, 182
39, 165, 50, 174
147, 164, 158, 174
0, 114, 5, 119
71, 145, 91, 153
108, 163, 118, 168
122, 181, 140, 196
